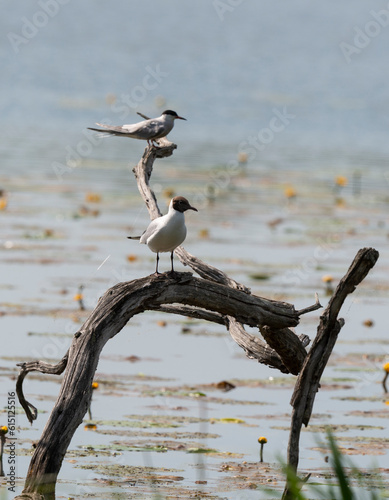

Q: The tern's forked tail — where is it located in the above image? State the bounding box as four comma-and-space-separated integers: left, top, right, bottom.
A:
87, 127, 114, 138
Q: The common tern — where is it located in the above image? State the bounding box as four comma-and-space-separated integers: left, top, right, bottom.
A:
88, 110, 186, 146
128, 196, 197, 274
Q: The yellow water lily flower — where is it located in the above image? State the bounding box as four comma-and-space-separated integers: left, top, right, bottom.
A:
335, 175, 348, 187
284, 186, 296, 199
258, 436, 267, 462
85, 192, 102, 203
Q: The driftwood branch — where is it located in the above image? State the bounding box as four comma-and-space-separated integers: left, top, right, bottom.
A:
150, 303, 226, 325
260, 326, 308, 376
290, 247, 379, 427
282, 247, 379, 500
296, 292, 322, 316
149, 304, 293, 374
15, 271, 300, 499
228, 317, 289, 373
14, 131, 379, 500
16, 354, 69, 424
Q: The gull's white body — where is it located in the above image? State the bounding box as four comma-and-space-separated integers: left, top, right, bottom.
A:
140, 206, 187, 253
129, 196, 197, 274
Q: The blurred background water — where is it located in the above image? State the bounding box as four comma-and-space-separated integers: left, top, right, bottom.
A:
1, 1, 389, 498
2, 0, 389, 165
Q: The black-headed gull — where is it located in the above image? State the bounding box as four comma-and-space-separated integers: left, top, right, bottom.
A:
128, 196, 197, 274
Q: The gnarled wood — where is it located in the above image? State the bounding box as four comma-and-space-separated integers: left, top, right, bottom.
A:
228, 317, 289, 373
260, 326, 307, 376
15, 271, 300, 499
282, 247, 379, 500
15, 132, 379, 500
16, 354, 69, 424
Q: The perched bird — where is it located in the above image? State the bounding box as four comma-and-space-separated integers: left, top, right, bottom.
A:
88, 110, 186, 146
128, 196, 197, 274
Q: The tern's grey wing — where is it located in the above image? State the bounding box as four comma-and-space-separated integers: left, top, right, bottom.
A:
122, 119, 165, 140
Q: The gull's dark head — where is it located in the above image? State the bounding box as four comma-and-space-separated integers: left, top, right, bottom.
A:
171, 196, 198, 213
162, 110, 186, 121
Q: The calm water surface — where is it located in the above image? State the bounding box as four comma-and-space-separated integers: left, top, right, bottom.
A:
1, 1, 389, 498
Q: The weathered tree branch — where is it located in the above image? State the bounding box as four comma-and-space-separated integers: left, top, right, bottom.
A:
149, 306, 292, 373
15, 132, 379, 500
282, 247, 379, 500
260, 326, 307, 376
290, 248, 379, 425
228, 317, 289, 373
296, 292, 322, 316
15, 270, 300, 499
16, 354, 69, 424
150, 303, 226, 325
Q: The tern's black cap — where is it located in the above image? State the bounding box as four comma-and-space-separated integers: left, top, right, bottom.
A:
162, 110, 186, 120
